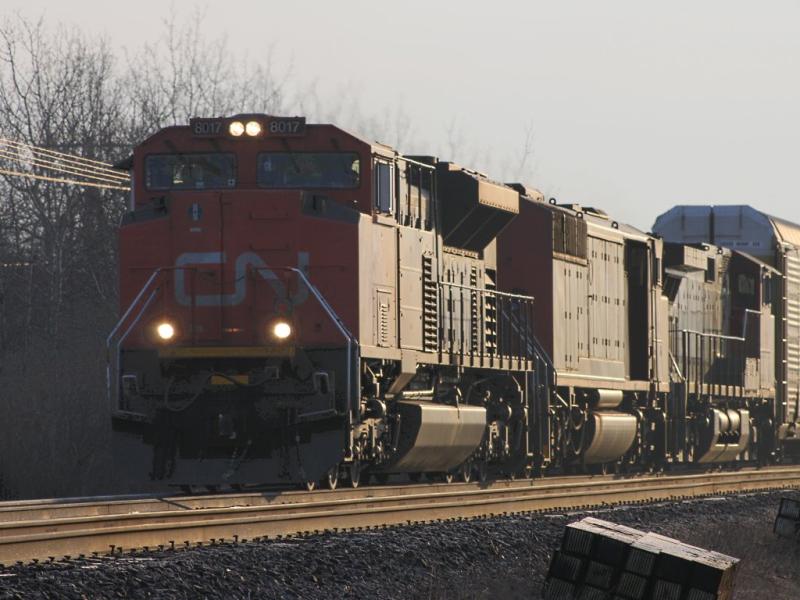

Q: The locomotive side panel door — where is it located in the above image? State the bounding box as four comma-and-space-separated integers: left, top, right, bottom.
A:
567, 262, 579, 369
359, 219, 398, 353
398, 228, 435, 351
576, 262, 589, 360
782, 245, 800, 423
555, 259, 586, 371
607, 241, 625, 363
760, 269, 776, 393
552, 260, 571, 370
625, 240, 650, 381
588, 236, 605, 359
652, 241, 670, 385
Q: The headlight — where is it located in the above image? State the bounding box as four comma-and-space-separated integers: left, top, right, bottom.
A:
228, 121, 245, 137
245, 121, 262, 137
272, 321, 292, 340
156, 321, 175, 341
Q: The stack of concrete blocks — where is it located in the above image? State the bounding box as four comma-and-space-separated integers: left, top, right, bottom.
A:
773, 497, 800, 538
543, 517, 739, 600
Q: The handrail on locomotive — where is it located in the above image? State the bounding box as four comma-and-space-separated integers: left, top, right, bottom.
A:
107, 265, 362, 414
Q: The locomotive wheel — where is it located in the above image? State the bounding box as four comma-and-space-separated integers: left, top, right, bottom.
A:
459, 463, 472, 483
325, 467, 339, 490
348, 462, 361, 488
374, 473, 390, 485
408, 472, 422, 483
303, 480, 316, 491
477, 462, 489, 484
505, 465, 529, 480
443, 472, 454, 484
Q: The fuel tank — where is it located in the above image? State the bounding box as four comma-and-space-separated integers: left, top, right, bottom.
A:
696, 408, 750, 463
582, 411, 638, 464
389, 401, 487, 472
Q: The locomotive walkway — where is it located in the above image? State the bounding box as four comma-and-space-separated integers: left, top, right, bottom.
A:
1, 466, 799, 564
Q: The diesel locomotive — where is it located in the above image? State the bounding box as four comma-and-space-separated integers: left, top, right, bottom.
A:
108, 114, 800, 489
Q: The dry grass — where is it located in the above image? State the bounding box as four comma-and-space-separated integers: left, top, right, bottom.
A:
0, 333, 121, 500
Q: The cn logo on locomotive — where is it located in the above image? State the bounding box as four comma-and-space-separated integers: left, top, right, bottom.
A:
173, 251, 310, 307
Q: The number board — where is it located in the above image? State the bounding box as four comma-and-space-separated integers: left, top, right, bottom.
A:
190, 118, 224, 137
189, 116, 306, 137
266, 117, 306, 136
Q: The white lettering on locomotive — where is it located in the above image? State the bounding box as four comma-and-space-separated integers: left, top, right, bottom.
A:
173, 251, 309, 307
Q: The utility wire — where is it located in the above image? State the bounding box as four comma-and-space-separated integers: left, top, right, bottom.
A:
0, 137, 128, 179
0, 144, 128, 182
0, 148, 127, 185
0, 167, 130, 191
0, 136, 126, 170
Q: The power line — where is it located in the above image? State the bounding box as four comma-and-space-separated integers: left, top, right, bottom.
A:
0, 148, 127, 185
0, 167, 130, 191
0, 261, 33, 268
0, 138, 127, 179
0, 136, 125, 170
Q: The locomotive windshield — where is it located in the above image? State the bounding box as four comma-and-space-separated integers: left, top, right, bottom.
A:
145, 153, 236, 190
257, 152, 360, 189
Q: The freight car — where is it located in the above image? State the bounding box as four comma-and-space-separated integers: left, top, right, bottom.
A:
108, 114, 796, 490
654, 205, 800, 458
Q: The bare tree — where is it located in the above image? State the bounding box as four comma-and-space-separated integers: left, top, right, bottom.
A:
123, 8, 291, 141
0, 15, 129, 498
443, 117, 467, 162
512, 120, 536, 184
0, 15, 127, 342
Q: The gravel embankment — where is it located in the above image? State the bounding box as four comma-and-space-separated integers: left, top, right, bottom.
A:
1, 489, 798, 599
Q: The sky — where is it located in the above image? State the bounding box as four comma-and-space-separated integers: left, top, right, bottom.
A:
4, 0, 800, 231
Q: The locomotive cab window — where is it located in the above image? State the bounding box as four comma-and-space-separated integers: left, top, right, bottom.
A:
374, 160, 393, 214
257, 152, 360, 188
145, 153, 236, 190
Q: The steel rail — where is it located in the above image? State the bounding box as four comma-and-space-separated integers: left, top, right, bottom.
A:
0, 474, 619, 524
1, 467, 799, 564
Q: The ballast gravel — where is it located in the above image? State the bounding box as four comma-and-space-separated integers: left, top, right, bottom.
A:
1, 489, 798, 599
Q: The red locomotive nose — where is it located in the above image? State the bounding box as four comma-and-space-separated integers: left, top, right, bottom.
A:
118, 189, 357, 351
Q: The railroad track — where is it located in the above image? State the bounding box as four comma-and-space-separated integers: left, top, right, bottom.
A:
2, 466, 799, 564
